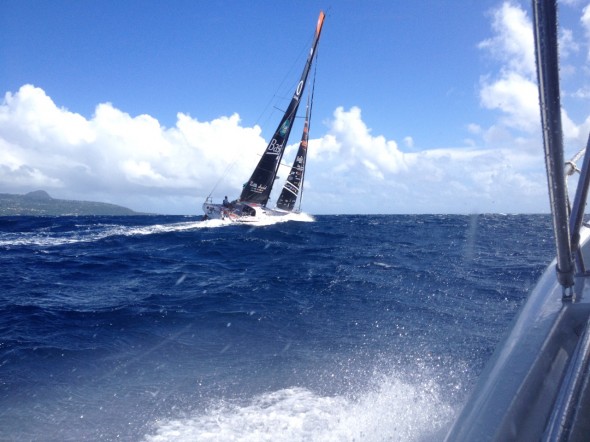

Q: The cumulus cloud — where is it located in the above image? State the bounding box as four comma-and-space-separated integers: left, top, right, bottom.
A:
477, 2, 538, 135
319, 106, 409, 176
0, 85, 266, 212
476, 2, 585, 147
298, 106, 545, 214
478, 2, 536, 76
480, 71, 539, 133
0, 83, 554, 214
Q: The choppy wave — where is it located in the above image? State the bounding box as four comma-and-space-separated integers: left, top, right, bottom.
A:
145, 375, 454, 442
0, 214, 554, 441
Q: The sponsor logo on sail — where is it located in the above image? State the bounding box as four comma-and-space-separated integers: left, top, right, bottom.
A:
267, 138, 283, 155
279, 119, 291, 137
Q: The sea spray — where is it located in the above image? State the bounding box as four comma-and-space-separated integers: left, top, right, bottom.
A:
144, 373, 455, 442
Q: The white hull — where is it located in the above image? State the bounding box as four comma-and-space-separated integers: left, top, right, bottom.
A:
202, 201, 290, 223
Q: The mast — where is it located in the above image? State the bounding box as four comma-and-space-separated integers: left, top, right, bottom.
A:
276, 97, 311, 211
239, 11, 325, 206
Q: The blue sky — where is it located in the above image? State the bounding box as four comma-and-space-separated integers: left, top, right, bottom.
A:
2, 1, 590, 214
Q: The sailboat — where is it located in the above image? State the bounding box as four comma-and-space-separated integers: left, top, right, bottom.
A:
202, 11, 325, 222
447, 1, 590, 440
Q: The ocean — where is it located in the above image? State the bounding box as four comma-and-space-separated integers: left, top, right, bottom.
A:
0, 214, 555, 441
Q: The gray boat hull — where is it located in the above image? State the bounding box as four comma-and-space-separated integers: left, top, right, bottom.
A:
446, 225, 590, 441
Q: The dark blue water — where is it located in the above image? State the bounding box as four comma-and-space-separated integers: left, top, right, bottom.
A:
0, 214, 554, 441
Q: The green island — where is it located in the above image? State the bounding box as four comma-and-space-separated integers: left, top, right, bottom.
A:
0, 191, 142, 216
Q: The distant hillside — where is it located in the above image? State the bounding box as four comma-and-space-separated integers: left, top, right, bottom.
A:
0, 191, 143, 216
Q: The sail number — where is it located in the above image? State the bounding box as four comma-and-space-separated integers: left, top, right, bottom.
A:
294, 80, 304, 101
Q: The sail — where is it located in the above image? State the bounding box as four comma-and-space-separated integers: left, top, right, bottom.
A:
239, 11, 325, 205
276, 101, 310, 211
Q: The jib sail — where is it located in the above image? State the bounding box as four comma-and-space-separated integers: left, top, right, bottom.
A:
276, 99, 311, 211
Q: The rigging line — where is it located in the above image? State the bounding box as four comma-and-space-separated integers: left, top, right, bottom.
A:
253, 32, 316, 132
206, 160, 239, 199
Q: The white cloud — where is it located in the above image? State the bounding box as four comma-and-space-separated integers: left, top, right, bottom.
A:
559, 28, 579, 59
320, 106, 409, 175
467, 124, 481, 135
476, 2, 588, 151
480, 71, 539, 133
478, 2, 536, 78
572, 85, 590, 98
298, 106, 547, 214
0, 83, 557, 214
477, 2, 540, 139
0, 85, 266, 213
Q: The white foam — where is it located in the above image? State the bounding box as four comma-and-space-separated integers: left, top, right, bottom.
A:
144, 375, 455, 442
0, 220, 221, 247
230, 211, 315, 227
0, 214, 314, 247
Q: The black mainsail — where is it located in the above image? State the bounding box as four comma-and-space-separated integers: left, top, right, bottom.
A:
276, 99, 310, 211
239, 11, 325, 206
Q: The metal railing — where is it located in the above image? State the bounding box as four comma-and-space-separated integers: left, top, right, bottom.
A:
533, 0, 575, 295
